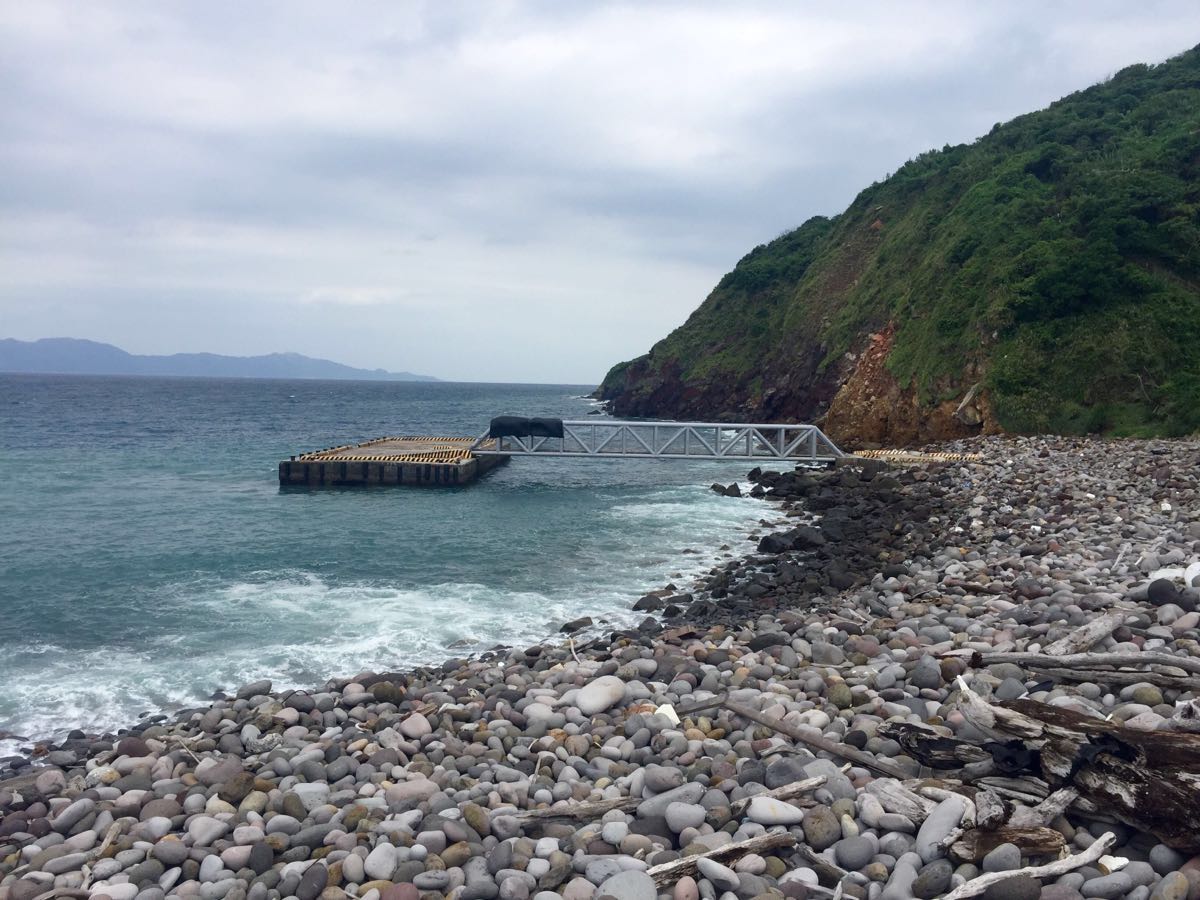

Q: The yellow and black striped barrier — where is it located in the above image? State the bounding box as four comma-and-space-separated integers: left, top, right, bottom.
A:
851, 449, 982, 463
296, 436, 483, 465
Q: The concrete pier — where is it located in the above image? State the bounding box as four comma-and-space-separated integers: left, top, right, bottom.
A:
279, 436, 508, 487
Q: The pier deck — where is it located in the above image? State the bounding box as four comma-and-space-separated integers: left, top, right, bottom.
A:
278, 436, 507, 487
280, 418, 844, 487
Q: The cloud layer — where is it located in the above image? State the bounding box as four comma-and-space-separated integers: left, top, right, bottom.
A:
2, 3, 1197, 382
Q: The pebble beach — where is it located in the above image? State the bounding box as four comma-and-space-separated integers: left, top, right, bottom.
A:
3, 435, 1200, 900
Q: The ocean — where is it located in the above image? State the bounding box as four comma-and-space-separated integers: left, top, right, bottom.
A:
0, 375, 773, 755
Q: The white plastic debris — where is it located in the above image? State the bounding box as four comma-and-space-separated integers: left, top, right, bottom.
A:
1150, 567, 1188, 582
655, 703, 681, 725
1098, 855, 1129, 874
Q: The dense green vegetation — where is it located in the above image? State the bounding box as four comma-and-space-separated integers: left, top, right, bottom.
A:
601, 46, 1200, 437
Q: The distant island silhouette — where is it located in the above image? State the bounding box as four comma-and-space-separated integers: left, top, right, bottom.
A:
0, 337, 438, 381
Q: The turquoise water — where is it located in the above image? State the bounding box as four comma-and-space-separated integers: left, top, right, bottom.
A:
0, 375, 770, 751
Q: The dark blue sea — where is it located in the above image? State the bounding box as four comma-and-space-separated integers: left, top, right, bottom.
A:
0, 375, 772, 751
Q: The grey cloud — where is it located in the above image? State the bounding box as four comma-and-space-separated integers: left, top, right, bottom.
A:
1, 2, 1198, 382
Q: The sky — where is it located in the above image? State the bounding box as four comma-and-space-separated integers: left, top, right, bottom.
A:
2, 4, 1198, 383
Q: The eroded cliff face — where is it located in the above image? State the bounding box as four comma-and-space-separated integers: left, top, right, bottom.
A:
820, 324, 1001, 447
599, 321, 997, 449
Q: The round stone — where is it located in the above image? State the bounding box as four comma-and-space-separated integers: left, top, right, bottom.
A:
665, 802, 706, 832
834, 835, 875, 871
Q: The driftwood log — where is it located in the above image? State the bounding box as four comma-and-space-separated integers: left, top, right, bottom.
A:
949, 825, 1065, 861
942, 832, 1117, 899
955, 680, 1200, 851
721, 699, 910, 778
792, 841, 850, 885
510, 796, 638, 828
728, 775, 825, 817
946, 648, 1200, 692
645, 832, 797, 887
878, 722, 989, 768
1042, 613, 1124, 656
863, 778, 938, 821
679, 694, 910, 778
970, 650, 1200, 676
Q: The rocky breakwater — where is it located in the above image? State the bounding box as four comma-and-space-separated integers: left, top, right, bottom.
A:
1, 436, 1199, 900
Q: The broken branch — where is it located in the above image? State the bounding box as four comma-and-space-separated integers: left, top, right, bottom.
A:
941, 832, 1116, 899
729, 776, 826, 817
723, 699, 909, 779
646, 831, 797, 887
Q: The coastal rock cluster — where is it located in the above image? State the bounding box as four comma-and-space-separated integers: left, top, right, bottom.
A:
2, 435, 1200, 900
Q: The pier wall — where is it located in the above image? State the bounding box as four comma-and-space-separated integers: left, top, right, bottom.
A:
278, 454, 507, 487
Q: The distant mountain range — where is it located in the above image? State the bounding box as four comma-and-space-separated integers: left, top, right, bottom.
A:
0, 338, 438, 382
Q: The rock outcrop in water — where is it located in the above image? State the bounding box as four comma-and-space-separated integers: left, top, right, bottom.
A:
1, 435, 1200, 900
598, 46, 1200, 444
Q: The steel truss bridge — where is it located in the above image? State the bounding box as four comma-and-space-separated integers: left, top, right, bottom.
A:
470, 420, 844, 464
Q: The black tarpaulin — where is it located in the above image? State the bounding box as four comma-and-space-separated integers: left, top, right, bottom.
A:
528, 417, 565, 438
488, 416, 565, 439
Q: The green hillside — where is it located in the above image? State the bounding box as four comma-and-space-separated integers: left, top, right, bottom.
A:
599, 46, 1200, 440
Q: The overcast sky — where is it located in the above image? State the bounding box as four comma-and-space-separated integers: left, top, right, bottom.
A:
2, 3, 1197, 383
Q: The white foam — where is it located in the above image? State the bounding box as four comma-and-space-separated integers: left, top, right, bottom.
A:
0, 487, 772, 754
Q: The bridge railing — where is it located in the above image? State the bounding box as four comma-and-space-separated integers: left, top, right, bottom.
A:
470, 420, 844, 463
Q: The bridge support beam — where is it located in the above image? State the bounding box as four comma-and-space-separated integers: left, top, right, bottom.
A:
471, 420, 844, 464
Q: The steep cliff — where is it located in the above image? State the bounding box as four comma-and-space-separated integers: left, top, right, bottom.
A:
598, 47, 1200, 444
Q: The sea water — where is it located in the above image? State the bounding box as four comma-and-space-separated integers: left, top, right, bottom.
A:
0, 375, 772, 753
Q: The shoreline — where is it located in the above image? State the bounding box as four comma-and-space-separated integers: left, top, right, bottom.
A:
2, 434, 1199, 900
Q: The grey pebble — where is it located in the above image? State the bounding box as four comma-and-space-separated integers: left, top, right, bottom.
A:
982, 842, 1022, 873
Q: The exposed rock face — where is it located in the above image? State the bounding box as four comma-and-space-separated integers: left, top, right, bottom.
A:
602, 320, 1000, 447
821, 324, 1001, 446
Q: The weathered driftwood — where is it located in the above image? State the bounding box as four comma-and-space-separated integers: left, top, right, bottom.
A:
510, 796, 638, 825
959, 759, 999, 782
729, 775, 826, 817
723, 699, 909, 778
975, 778, 1114, 822
10, 820, 122, 886
645, 831, 796, 887
863, 777, 938, 822
1008, 787, 1079, 828
793, 841, 849, 885
1019, 665, 1198, 690
973, 790, 1009, 830
79, 822, 123, 889
956, 680, 1200, 850
878, 722, 989, 768
942, 832, 1116, 900
879, 727, 1086, 833
1042, 613, 1124, 656
919, 783, 977, 832
967, 649, 1200, 676
672, 693, 728, 717
950, 826, 1066, 861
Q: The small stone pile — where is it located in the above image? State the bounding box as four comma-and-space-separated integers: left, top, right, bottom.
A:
1, 435, 1198, 900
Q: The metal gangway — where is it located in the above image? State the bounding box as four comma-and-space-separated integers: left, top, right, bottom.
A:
470, 420, 844, 464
